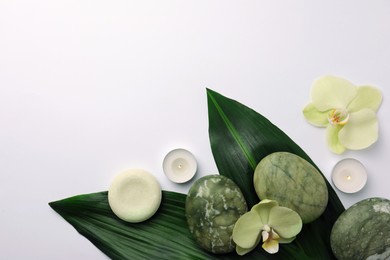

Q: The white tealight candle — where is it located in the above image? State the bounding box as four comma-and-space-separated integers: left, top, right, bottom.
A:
163, 148, 197, 183
331, 158, 367, 193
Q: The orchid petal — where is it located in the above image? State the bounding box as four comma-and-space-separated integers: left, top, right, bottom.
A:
232, 211, 263, 249
347, 86, 383, 113
236, 245, 256, 256
262, 239, 279, 254
338, 109, 378, 150
268, 206, 302, 239
251, 199, 278, 225
326, 124, 346, 154
311, 76, 357, 112
302, 103, 329, 127
236, 229, 262, 256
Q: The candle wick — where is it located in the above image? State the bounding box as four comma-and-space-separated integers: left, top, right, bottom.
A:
178, 164, 182, 169
346, 175, 351, 180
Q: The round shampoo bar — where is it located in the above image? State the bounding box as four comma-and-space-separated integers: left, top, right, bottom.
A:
108, 169, 162, 223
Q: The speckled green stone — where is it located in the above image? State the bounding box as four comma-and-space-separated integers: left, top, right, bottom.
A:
253, 152, 328, 223
185, 175, 247, 254
331, 197, 390, 260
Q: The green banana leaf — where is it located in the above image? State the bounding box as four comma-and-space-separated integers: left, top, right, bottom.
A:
49, 88, 345, 259
207, 88, 345, 259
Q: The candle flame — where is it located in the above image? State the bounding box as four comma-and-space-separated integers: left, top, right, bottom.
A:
346, 175, 351, 180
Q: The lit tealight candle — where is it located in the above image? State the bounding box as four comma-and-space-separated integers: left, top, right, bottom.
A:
163, 148, 197, 183
331, 158, 367, 193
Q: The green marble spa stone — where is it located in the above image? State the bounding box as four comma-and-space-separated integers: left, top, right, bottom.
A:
331, 197, 390, 260
253, 152, 328, 223
185, 175, 247, 254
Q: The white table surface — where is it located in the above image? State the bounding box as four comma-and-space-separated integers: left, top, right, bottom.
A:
1, 1, 389, 259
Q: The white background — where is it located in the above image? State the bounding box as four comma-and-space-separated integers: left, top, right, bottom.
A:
1, 1, 389, 259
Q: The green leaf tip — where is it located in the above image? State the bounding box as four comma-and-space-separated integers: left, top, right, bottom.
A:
207, 89, 258, 169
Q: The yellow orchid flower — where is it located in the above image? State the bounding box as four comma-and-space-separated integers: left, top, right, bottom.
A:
303, 75, 382, 154
232, 199, 302, 255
